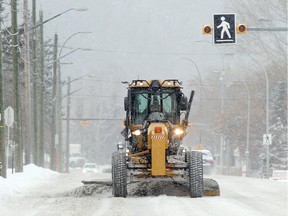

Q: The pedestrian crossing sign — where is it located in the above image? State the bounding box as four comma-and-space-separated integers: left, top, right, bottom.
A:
213, 13, 236, 45
263, 134, 272, 145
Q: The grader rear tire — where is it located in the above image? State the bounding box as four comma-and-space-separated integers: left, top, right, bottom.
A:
112, 151, 127, 197
187, 151, 203, 198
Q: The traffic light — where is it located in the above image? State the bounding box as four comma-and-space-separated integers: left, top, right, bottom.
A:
202, 25, 212, 34
237, 24, 247, 34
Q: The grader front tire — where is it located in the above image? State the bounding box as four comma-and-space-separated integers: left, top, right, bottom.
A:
112, 152, 127, 198
187, 151, 203, 198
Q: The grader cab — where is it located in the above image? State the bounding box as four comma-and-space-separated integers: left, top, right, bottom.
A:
112, 80, 219, 198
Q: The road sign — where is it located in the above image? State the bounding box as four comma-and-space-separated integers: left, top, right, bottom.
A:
80, 120, 91, 126
4, 106, 14, 128
213, 13, 236, 45
263, 134, 272, 145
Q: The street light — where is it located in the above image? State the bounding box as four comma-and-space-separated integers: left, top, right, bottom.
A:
249, 60, 270, 178
29, 8, 88, 31
58, 48, 93, 62
63, 75, 92, 173
178, 57, 203, 144
263, 69, 270, 178
214, 70, 225, 174
178, 57, 203, 105
58, 32, 92, 59
48, 31, 92, 171
29, 7, 88, 170
227, 81, 251, 176
56, 44, 91, 172
243, 81, 251, 177
178, 57, 203, 86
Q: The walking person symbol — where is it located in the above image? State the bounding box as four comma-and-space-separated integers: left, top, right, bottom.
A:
217, 16, 231, 39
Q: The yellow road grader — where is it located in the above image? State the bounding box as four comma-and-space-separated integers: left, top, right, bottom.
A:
112, 80, 219, 198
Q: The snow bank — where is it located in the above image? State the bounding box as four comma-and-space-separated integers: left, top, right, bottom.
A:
0, 164, 59, 198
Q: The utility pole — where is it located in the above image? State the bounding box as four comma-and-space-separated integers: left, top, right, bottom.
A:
38, 9, 45, 167
57, 62, 62, 172
220, 72, 224, 175
243, 81, 251, 177
11, 0, 23, 172
23, 0, 31, 165
65, 77, 71, 173
50, 33, 58, 171
32, 0, 38, 165
264, 71, 270, 178
0, 0, 6, 178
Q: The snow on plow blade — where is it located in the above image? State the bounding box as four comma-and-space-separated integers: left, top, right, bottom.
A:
203, 178, 220, 196
82, 178, 220, 197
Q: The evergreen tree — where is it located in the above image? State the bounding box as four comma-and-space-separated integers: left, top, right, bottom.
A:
269, 81, 287, 169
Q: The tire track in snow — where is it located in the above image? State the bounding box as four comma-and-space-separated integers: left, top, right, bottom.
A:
92, 198, 134, 216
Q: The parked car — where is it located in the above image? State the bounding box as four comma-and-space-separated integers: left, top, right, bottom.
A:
193, 149, 215, 175
82, 163, 98, 173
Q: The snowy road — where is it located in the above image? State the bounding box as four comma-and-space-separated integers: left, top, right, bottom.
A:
0, 168, 287, 216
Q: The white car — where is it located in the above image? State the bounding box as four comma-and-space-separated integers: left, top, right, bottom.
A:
82, 163, 98, 173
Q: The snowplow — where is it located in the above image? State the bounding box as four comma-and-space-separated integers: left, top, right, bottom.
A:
111, 80, 220, 198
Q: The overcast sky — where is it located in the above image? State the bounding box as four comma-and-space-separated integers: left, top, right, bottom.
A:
36, 0, 230, 83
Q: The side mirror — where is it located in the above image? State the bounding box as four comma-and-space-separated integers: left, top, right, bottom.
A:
179, 96, 188, 110
124, 97, 128, 111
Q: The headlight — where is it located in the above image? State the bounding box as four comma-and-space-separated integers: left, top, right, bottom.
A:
174, 128, 184, 135
117, 143, 124, 150
132, 129, 141, 136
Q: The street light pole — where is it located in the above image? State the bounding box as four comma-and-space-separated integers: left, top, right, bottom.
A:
55, 32, 91, 172
220, 71, 224, 175
264, 70, 270, 178
243, 81, 251, 176
65, 77, 71, 173
227, 81, 251, 176
29, 8, 88, 31
247, 59, 270, 178
62, 75, 94, 173
58, 32, 92, 59
178, 57, 203, 144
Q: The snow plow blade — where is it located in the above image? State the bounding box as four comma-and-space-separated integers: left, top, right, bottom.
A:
203, 178, 220, 196
82, 178, 220, 197
81, 180, 112, 186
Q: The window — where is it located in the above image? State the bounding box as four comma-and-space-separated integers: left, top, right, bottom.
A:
162, 93, 179, 124
131, 93, 148, 124
130, 90, 180, 124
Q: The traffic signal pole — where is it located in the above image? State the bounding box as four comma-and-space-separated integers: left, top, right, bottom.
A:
247, 27, 287, 32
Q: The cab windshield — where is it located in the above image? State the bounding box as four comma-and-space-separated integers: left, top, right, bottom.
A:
131, 90, 179, 124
